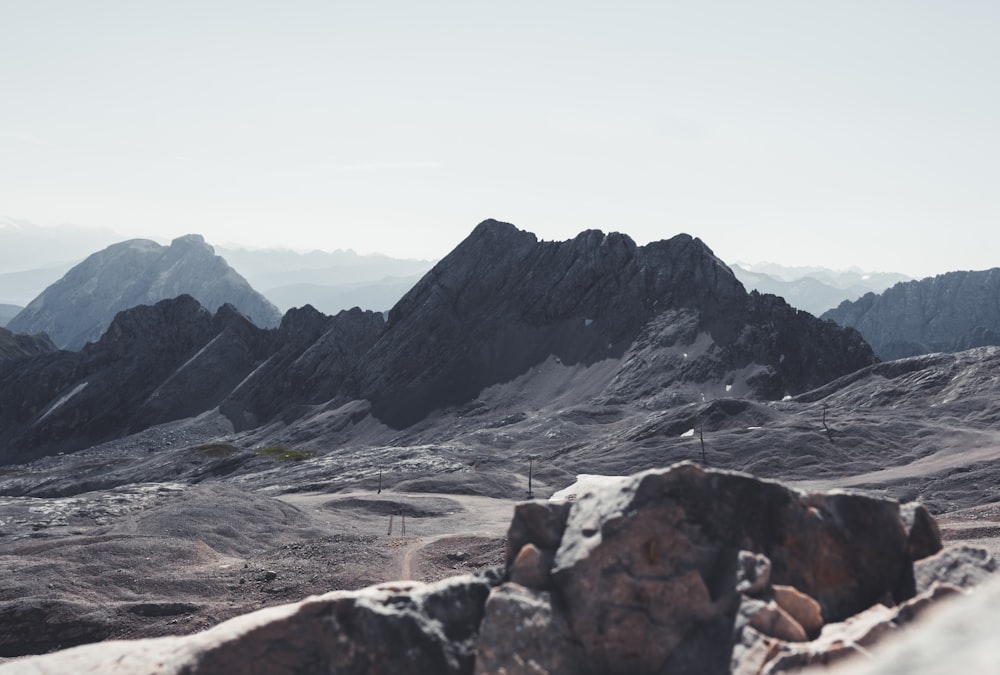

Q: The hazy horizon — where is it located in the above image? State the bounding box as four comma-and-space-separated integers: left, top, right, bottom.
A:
3, 2, 998, 279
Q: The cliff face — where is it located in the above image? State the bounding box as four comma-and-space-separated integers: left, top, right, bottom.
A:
6, 235, 282, 350
823, 269, 1000, 360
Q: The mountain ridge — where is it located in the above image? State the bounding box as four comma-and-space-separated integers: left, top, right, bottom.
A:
822, 268, 1000, 360
6, 235, 282, 350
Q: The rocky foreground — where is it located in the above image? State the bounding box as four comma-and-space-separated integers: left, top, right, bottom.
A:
1, 462, 993, 674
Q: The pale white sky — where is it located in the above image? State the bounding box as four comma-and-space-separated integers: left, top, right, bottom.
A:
1, 1, 997, 277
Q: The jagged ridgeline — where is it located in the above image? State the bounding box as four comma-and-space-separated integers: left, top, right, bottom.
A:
0, 220, 876, 464
823, 268, 1000, 360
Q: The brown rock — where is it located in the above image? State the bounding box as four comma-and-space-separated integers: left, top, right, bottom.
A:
746, 600, 809, 643
508, 543, 554, 590
772, 585, 823, 636
548, 462, 918, 674
504, 500, 571, 569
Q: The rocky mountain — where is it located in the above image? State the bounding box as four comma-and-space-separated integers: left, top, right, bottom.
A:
731, 263, 910, 316
0, 326, 55, 362
354, 221, 875, 429
0, 295, 383, 464
0, 220, 876, 465
6, 235, 283, 350
822, 268, 1000, 360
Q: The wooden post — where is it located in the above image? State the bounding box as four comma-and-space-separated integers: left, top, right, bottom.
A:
401, 509, 406, 536
387, 514, 393, 536
699, 416, 706, 465
377, 469, 382, 495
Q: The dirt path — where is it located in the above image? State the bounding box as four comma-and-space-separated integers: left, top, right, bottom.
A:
278, 490, 516, 583
399, 534, 451, 580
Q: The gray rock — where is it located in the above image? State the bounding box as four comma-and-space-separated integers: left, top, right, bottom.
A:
475, 583, 584, 675
0, 575, 495, 674
914, 544, 996, 593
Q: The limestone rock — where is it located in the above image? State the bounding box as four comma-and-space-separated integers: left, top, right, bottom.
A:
475, 583, 583, 675
914, 544, 996, 593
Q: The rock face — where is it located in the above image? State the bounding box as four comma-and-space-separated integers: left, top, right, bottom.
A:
0, 326, 54, 362
6, 235, 282, 350
360, 220, 875, 428
2, 463, 974, 675
822, 268, 1000, 360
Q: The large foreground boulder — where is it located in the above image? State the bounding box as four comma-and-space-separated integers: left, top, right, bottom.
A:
3, 463, 985, 675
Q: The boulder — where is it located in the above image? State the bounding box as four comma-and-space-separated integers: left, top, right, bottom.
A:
0, 575, 495, 674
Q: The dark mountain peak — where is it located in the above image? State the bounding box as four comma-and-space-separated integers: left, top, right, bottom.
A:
469, 218, 535, 243
363, 221, 873, 428
88, 295, 215, 360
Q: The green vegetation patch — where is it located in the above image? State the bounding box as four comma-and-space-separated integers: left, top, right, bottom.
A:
254, 446, 314, 462
195, 443, 241, 457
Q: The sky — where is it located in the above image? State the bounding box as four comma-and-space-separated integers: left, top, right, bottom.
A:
1, 1, 998, 278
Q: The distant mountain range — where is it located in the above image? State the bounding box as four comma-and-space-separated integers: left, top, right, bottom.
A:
731, 262, 911, 316
6, 235, 282, 350
0, 217, 434, 314
822, 269, 1000, 361
0, 220, 875, 464
215, 245, 433, 313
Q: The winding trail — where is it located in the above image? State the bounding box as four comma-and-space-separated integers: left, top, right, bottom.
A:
278, 490, 515, 583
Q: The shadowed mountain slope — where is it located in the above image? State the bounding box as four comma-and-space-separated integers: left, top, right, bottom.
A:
7, 235, 282, 350
0, 326, 55, 362
357, 220, 876, 428
823, 269, 1000, 360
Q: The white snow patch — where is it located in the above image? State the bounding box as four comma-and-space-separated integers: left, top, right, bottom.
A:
746, 426, 763, 430
550, 474, 628, 502
683, 353, 688, 358
584, 318, 594, 327
175, 334, 222, 373
36, 382, 89, 424
782, 395, 792, 401
726, 384, 733, 392
681, 428, 695, 437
